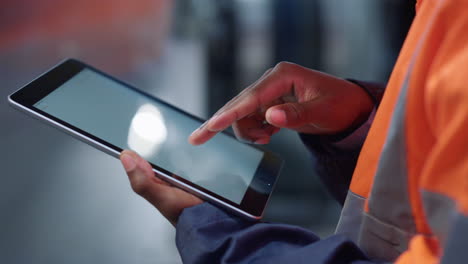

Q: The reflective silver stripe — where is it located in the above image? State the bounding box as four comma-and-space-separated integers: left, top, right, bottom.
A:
422, 190, 457, 246
336, 191, 413, 262
367, 71, 416, 234
441, 213, 468, 264
366, 0, 447, 241
359, 212, 413, 261
336, 72, 416, 262
334, 1, 448, 261
335, 190, 365, 243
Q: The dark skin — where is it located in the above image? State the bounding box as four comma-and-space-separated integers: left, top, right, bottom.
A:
120, 150, 202, 227
120, 62, 374, 225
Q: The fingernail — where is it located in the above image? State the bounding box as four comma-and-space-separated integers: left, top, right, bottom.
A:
199, 120, 209, 129
268, 109, 286, 125
206, 115, 222, 132
191, 120, 209, 136
121, 153, 137, 172
189, 129, 199, 138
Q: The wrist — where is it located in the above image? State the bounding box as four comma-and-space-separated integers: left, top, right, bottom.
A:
346, 79, 386, 107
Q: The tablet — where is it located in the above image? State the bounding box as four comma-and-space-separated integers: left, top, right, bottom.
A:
8, 59, 282, 220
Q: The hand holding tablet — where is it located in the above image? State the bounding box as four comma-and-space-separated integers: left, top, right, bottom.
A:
8, 59, 283, 221
120, 149, 203, 226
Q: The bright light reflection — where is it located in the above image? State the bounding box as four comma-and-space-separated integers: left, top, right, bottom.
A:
128, 104, 167, 157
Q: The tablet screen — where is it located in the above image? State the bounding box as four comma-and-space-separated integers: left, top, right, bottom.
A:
33, 69, 264, 204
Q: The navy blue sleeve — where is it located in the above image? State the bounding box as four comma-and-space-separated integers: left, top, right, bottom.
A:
299, 110, 373, 205
176, 203, 374, 264
174, 80, 386, 263
347, 80, 385, 108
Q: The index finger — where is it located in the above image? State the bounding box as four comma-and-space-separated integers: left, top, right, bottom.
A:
189, 64, 296, 145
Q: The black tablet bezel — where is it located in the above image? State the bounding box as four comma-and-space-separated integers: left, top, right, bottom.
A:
9, 59, 283, 219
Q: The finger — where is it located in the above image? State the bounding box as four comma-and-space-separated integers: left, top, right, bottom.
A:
231, 113, 266, 141
190, 63, 299, 145
191, 99, 283, 145
120, 150, 178, 223
189, 73, 274, 145
120, 150, 169, 199
191, 68, 273, 145
120, 150, 203, 226
254, 137, 271, 145
245, 127, 279, 145
206, 73, 288, 131
265, 98, 332, 132
232, 118, 280, 143
210, 67, 274, 118
188, 127, 217, 145
229, 98, 283, 143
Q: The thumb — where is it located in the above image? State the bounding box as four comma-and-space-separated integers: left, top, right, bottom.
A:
265, 101, 319, 128
120, 150, 168, 202
120, 150, 203, 226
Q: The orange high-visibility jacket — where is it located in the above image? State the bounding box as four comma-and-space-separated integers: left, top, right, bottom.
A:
336, 0, 468, 262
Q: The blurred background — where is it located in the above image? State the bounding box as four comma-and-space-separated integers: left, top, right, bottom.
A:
0, 0, 414, 263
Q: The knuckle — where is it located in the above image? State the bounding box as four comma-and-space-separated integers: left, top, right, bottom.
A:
263, 67, 274, 76
274, 61, 296, 73
233, 125, 252, 143
236, 136, 253, 144
130, 175, 149, 196
286, 103, 303, 121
